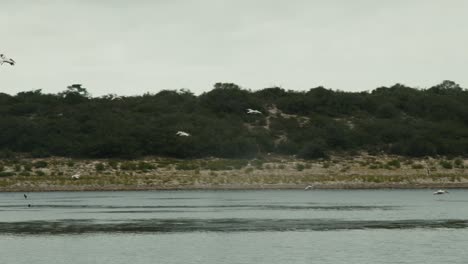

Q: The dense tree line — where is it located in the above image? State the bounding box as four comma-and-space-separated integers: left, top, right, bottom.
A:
1, 81, 468, 159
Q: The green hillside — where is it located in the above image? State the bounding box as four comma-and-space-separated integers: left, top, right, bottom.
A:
1, 81, 468, 159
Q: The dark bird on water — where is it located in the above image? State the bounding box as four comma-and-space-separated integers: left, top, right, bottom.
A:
24, 194, 27, 199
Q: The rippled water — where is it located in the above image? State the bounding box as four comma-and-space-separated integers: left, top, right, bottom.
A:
1, 190, 468, 263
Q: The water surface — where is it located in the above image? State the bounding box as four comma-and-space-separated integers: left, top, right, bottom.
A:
1, 190, 467, 263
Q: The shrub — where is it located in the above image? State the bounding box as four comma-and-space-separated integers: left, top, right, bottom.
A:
138, 161, 156, 171
108, 160, 119, 169
298, 141, 328, 159
411, 164, 425, 169
454, 158, 464, 168
36, 170, 46, 176
120, 161, 138, 170
204, 159, 249, 171
0, 171, 15, 177
387, 159, 401, 168
95, 163, 105, 172
439, 160, 453, 169
296, 163, 305, 171
244, 167, 254, 174
33, 161, 48, 168
23, 163, 33, 171
176, 162, 199, 170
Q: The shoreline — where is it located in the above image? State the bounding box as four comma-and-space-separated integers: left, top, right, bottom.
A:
1, 155, 468, 192
3, 182, 468, 192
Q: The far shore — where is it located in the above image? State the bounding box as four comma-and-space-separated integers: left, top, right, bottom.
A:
1, 155, 468, 192
3, 183, 468, 193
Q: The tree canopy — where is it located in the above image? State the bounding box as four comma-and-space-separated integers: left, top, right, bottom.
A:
1, 81, 468, 159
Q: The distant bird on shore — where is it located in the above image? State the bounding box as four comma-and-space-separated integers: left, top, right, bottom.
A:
433, 189, 449, 195
176, 131, 190, 137
0, 54, 15, 66
24, 194, 27, 199
246, 108, 262, 114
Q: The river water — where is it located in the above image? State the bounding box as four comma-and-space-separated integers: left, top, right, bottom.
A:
1, 190, 467, 263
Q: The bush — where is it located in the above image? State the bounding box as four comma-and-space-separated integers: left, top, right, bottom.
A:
387, 159, 401, 168
244, 167, 254, 174
175, 162, 199, 170
137, 161, 156, 171
108, 160, 119, 169
23, 163, 33, 171
439, 160, 453, 169
411, 164, 424, 169
296, 163, 305, 171
33, 161, 48, 168
454, 158, 464, 168
95, 163, 105, 172
120, 161, 138, 170
36, 170, 46, 176
204, 159, 249, 171
0, 171, 15, 177
299, 140, 328, 159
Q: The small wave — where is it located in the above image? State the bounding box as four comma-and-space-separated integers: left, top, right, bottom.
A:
0, 218, 467, 235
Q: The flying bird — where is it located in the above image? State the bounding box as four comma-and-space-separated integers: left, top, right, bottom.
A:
246, 108, 262, 114
176, 131, 190, 137
71, 173, 80, 180
0, 54, 15, 66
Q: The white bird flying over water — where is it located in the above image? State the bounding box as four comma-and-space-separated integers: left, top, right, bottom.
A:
246, 108, 262, 114
0, 54, 15, 66
71, 173, 80, 180
176, 131, 190, 137
304, 185, 313, 190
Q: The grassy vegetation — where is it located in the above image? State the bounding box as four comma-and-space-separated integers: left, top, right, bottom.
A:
0, 155, 467, 190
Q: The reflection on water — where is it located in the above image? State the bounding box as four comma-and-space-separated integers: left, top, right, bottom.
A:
1, 218, 468, 234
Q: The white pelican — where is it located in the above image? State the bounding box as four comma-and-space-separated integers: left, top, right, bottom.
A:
304, 185, 313, 190
246, 108, 262, 114
71, 173, 81, 180
176, 131, 190, 137
433, 189, 449, 195
0, 54, 15, 66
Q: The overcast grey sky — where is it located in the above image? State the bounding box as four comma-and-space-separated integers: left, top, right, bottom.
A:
1, 0, 468, 96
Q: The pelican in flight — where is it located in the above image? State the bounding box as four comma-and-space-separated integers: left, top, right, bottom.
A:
246, 108, 262, 114
176, 131, 190, 137
433, 189, 449, 195
0, 54, 15, 66
304, 185, 313, 190
71, 173, 81, 180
